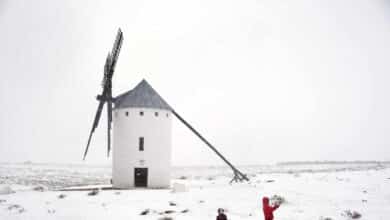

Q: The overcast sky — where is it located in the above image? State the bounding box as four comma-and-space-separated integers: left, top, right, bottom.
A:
0, 0, 389, 166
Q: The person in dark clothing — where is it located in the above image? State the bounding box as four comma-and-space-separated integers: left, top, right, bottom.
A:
262, 197, 279, 220
216, 208, 227, 220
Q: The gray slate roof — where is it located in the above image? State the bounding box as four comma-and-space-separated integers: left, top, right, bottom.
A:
114, 79, 172, 111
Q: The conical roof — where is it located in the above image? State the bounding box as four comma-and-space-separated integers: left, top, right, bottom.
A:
114, 79, 172, 111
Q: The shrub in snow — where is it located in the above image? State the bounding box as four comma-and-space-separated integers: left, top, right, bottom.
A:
270, 194, 286, 205
181, 209, 189, 213
0, 199, 6, 203
171, 182, 188, 193
207, 176, 215, 181
8, 204, 26, 213
319, 216, 333, 220
8, 204, 21, 210
179, 176, 187, 180
32, 185, 47, 192
58, 194, 66, 199
158, 217, 174, 220
169, 201, 177, 206
164, 210, 175, 214
342, 210, 362, 219
87, 189, 99, 196
0, 185, 15, 195
140, 209, 150, 215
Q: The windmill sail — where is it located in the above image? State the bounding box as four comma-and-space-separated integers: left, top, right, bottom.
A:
83, 28, 123, 160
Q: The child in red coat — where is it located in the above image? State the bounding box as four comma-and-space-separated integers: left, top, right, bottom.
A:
262, 197, 279, 220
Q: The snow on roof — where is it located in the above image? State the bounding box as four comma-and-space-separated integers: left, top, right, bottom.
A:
114, 79, 172, 111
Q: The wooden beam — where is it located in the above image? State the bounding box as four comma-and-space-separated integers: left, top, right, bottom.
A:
171, 109, 249, 182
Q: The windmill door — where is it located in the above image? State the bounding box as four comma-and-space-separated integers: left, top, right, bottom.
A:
134, 168, 148, 187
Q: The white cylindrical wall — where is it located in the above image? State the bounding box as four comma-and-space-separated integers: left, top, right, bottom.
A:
112, 107, 172, 188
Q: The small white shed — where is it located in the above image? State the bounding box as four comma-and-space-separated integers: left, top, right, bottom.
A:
112, 79, 172, 188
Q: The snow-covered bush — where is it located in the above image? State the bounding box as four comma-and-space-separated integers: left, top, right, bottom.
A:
158, 217, 174, 220
0, 185, 15, 195
58, 194, 66, 199
87, 189, 99, 196
207, 176, 215, 181
342, 210, 362, 219
140, 209, 150, 215
8, 204, 21, 210
32, 185, 47, 192
270, 194, 286, 205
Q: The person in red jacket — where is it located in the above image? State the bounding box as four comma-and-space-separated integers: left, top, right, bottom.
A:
262, 197, 279, 220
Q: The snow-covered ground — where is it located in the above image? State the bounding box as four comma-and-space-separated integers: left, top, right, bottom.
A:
0, 162, 389, 219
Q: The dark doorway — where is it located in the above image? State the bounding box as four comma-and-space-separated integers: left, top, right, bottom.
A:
134, 168, 148, 187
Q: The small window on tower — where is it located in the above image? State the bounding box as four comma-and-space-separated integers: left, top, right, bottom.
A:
155, 112, 158, 117
125, 111, 129, 116
140, 111, 144, 116
139, 137, 144, 151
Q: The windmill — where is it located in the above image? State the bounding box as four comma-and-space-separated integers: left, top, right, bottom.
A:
83, 28, 123, 160
83, 29, 249, 184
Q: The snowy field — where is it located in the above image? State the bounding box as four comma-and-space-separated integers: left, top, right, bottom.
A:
0, 162, 389, 220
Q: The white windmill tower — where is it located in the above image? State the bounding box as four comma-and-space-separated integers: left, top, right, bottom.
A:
112, 79, 172, 188
82, 28, 249, 189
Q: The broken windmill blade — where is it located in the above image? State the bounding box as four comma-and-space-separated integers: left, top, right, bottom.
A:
170, 109, 249, 182
83, 28, 123, 160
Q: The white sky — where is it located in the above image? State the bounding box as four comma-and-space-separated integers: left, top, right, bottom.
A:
0, 0, 389, 166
